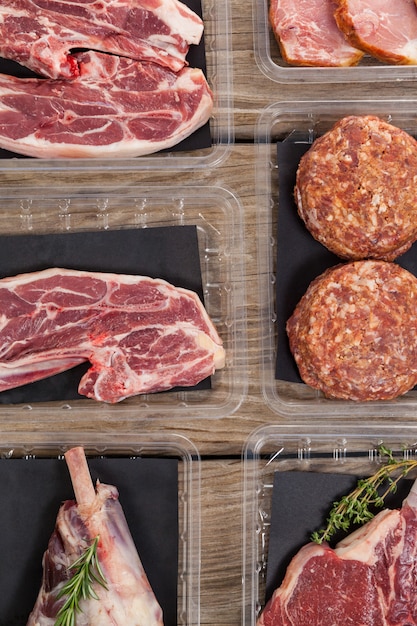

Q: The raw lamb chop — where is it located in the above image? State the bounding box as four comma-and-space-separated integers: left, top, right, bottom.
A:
0, 0, 203, 78
27, 446, 164, 625
0, 267, 225, 403
0, 51, 213, 159
257, 477, 417, 625
334, 0, 417, 64
269, 0, 364, 66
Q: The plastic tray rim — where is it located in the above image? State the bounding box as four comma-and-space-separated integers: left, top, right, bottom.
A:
251, 0, 417, 84
255, 99, 417, 420
1, 430, 202, 626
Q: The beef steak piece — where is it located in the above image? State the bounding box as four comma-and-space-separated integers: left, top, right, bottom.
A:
0, 267, 225, 403
257, 478, 417, 625
0, 51, 213, 159
0, 0, 203, 78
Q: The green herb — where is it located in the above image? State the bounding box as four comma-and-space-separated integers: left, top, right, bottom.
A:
311, 445, 417, 545
54, 535, 108, 626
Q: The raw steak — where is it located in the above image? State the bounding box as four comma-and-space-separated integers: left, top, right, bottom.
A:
27, 446, 164, 625
257, 477, 417, 625
334, 0, 417, 64
269, 0, 364, 66
0, 0, 203, 78
0, 51, 213, 159
0, 267, 225, 403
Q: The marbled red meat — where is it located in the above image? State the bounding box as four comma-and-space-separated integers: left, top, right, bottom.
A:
0, 267, 225, 403
0, 51, 213, 159
0, 0, 203, 78
27, 446, 164, 625
269, 0, 364, 66
334, 0, 417, 64
257, 478, 417, 625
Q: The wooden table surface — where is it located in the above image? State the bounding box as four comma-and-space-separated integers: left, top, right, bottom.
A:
4, 1, 417, 624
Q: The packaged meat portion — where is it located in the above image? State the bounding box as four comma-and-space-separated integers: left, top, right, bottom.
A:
267, 0, 417, 69
269, 0, 363, 66
0, 267, 225, 403
0, 51, 213, 159
243, 428, 417, 626
0, 0, 224, 161
0, 0, 203, 78
0, 0, 236, 169
256, 471, 417, 626
294, 115, 417, 261
27, 446, 164, 625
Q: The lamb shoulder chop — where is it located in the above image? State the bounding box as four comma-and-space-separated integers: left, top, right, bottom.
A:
27, 446, 164, 625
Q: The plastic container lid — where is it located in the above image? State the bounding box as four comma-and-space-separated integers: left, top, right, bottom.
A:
0, 183, 247, 424
0, 431, 200, 626
242, 423, 417, 626
252, 0, 417, 83
256, 99, 417, 419
0, 0, 233, 171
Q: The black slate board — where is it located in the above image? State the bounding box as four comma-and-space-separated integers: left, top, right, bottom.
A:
0, 455, 179, 626
0, 225, 210, 404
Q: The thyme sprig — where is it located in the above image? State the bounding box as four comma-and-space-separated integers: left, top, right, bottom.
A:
55, 535, 108, 626
311, 445, 417, 545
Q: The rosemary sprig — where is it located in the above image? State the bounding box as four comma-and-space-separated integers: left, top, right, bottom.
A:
54, 535, 108, 626
311, 445, 417, 545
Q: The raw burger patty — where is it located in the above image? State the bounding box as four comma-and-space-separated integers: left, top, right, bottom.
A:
286, 260, 417, 401
295, 115, 417, 261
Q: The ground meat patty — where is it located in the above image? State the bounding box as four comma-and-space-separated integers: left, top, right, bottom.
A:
294, 115, 417, 261
286, 260, 417, 401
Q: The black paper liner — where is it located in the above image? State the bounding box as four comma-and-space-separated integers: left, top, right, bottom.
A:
0, 0, 211, 159
265, 469, 414, 603
1, 455, 179, 626
0, 225, 211, 404
275, 138, 417, 384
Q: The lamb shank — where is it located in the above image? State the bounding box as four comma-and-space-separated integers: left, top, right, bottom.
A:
27, 446, 164, 625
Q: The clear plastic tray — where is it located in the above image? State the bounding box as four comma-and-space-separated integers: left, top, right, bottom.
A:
252, 0, 417, 83
1, 431, 200, 626
0, 184, 247, 424
256, 99, 417, 420
242, 423, 417, 626
0, 0, 232, 172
